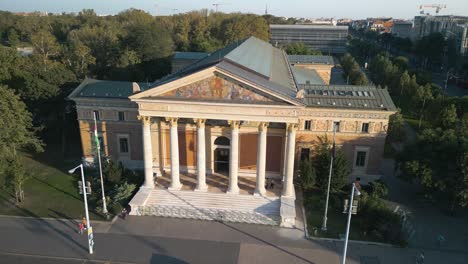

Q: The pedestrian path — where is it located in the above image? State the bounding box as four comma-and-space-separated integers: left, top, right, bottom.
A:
130, 188, 281, 225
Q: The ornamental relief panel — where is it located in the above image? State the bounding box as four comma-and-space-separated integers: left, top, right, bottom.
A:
344, 121, 357, 132
158, 76, 274, 103
374, 122, 383, 133
315, 120, 329, 131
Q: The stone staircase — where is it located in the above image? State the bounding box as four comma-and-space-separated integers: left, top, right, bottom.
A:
130, 188, 281, 225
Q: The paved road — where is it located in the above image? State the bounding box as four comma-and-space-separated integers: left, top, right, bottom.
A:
0, 215, 467, 264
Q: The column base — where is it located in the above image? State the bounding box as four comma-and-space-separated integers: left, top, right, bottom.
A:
226, 187, 239, 195
168, 184, 182, 191
254, 188, 266, 196
140, 184, 154, 189
194, 186, 208, 192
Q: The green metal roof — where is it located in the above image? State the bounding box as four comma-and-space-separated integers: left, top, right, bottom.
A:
300, 84, 396, 111
288, 55, 335, 65
78, 79, 151, 98
173, 51, 210, 60
291, 66, 325, 85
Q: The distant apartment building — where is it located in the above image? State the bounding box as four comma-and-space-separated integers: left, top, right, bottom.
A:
269, 24, 348, 54
414, 15, 468, 55
391, 21, 413, 39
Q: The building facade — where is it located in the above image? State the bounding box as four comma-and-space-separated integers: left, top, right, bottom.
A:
269, 24, 349, 54
392, 21, 414, 39
69, 37, 396, 227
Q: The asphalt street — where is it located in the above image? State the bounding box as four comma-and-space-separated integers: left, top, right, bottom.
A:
0, 215, 467, 264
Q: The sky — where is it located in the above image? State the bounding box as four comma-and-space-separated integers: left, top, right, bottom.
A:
0, 0, 467, 19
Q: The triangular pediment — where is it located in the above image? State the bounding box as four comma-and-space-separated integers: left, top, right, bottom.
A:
130, 67, 303, 106
158, 74, 280, 103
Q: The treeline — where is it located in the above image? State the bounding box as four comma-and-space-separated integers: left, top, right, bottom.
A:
351, 28, 466, 72
340, 53, 369, 85
349, 37, 468, 212
0, 9, 284, 148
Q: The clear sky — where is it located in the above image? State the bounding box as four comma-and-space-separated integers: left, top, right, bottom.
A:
1, 0, 467, 19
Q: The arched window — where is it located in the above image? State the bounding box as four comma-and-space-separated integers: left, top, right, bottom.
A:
214, 136, 230, 146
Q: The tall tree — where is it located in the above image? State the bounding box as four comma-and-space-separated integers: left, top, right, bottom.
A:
0, 85, 43, 157
313, 136, 350, 193
415, 84, 433, 128
30, 30, 60, 71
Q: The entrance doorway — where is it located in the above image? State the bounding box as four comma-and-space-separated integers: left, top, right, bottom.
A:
214, 136, 230, 173
214, 148, 229, 172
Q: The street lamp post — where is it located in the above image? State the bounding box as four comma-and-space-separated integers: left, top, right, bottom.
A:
342, 182, 361, 264
69, 164, 93, 254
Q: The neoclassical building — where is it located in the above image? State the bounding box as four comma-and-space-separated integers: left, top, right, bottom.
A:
69, 37, 396, 227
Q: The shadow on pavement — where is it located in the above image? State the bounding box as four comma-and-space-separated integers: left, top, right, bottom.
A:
12, 207, 89, 257
218, 221, 316, 264
150, 254, 189, 264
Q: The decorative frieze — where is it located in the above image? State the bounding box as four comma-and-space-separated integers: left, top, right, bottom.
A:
298, 111, 390, 120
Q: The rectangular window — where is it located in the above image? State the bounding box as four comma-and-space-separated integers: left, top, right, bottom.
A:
93, 110, 100, 121
304, 120, 311, 130
300, 148, 310, 161
361, 123, 369, 133
119, 137, 129, 153
118, 111, 125, 121
355, 151, 366, 167
333, 121, 340, 132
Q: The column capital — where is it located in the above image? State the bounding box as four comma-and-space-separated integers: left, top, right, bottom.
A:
258, 122, 269, 132
286, 123, 299, 132
137, 115, 151, 125
228, 120, 241, 129
165, 117, 178, 127
194, 118, 206, 128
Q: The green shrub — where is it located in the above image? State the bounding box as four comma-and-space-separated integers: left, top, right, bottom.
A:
299, 159, 316, 190
367, 180, 389, 198
358, 194, 406, 245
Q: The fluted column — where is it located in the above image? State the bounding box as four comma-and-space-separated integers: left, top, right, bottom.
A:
283, 123, 298, 197
255, 122, 268, 196
138, 115, 154, 188
167, 117, 181, 190
227, 120, 240, 194
195, 119, 207, 192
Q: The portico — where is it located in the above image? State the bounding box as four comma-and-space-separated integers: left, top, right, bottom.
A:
136, 114, 299, 199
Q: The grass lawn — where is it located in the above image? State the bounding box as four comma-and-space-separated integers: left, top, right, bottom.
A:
304, 190, 363, 240
0, 150, 107, 221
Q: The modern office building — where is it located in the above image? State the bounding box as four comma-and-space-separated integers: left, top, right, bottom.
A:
69, 37, 395, 227
269, 24, 349, 54
413, 15, 468, 55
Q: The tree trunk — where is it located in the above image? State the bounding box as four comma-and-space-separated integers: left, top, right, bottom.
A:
418, 99, 426, 129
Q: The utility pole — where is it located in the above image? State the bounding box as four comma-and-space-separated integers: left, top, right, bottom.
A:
93, 112, 108, 216
342, 182, 361, 264
69, 164, 93, 254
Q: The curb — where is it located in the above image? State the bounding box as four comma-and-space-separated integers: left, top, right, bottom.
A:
0, 214, 113, 224
307, 235, 398, 248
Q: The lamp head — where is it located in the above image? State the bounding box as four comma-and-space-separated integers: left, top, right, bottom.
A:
68, 164, 82, 174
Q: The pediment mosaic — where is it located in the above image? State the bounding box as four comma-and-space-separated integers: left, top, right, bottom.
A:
158, 76, 275, 103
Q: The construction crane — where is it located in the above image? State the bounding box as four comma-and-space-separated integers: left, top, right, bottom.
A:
212, 2, 230, 12
419, 4, 447, 15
